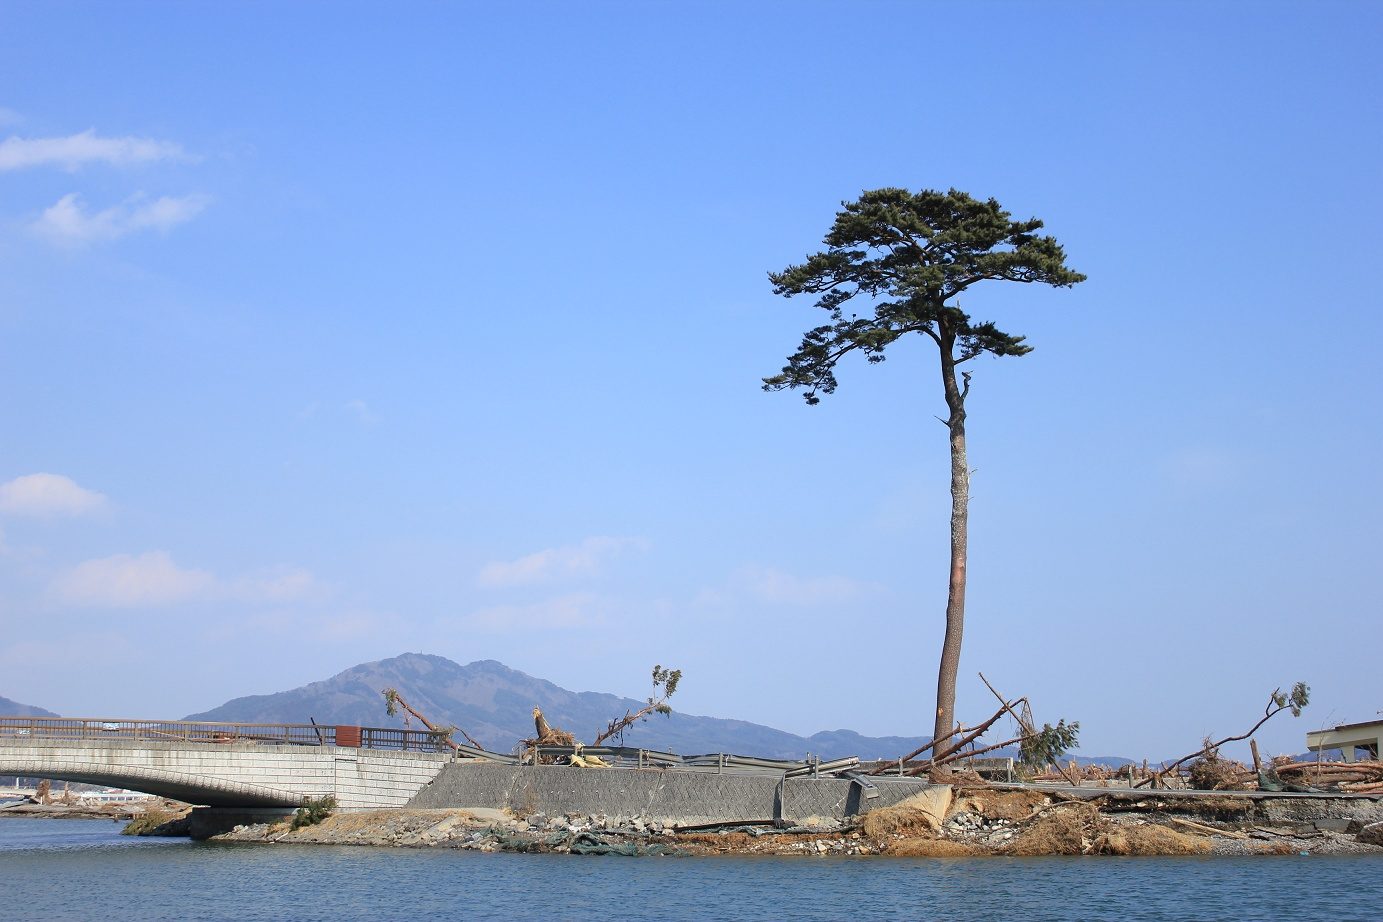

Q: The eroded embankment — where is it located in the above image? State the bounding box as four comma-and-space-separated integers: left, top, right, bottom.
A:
158, 786, 1383, 857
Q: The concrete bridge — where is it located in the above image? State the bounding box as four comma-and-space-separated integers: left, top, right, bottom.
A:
0, 717, 455, 809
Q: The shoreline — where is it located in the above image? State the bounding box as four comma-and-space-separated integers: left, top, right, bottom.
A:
135, 786, 1383, 858
1, 802, 140, 821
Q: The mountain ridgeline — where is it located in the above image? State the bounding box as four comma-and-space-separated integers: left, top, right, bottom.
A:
0, 696, 57, 718
184, 653, 931, 761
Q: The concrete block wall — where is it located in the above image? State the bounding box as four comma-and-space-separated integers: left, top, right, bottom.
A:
328, 749, 452, 810
407, 761, 930, 825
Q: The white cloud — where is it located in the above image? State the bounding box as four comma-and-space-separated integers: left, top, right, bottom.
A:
736, 565, 873, 606
234, 567, 321, 603
54, 551, 215, 607
0, 473, 107, 517
477, 536, 648, 588
33, 192, 209, 244
0, 129, 185, 171
460, 592, 607, 632
51, 552, 323, 610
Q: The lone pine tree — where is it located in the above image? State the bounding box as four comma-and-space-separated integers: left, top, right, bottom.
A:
764, 188, 1085, 755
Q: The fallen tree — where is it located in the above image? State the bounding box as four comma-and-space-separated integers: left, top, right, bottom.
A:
872, 673, 1079, 778
1137, 683, 1310, 790
592, 665, 682, 746
381, 687, 485, 752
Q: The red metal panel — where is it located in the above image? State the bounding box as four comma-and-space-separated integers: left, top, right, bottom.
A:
335, 725, 362, 748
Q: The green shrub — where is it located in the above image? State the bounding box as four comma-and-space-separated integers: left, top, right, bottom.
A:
291, 795, 337, 829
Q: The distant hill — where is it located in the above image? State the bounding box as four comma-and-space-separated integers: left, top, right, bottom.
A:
185, 653, 932, 760
0, 695, 57, 718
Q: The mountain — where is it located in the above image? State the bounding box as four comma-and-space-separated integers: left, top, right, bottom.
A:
185, 653, 930, 760
0, 695, 58, 717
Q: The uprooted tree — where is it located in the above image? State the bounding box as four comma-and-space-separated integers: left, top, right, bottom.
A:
764, 188, 1085, 755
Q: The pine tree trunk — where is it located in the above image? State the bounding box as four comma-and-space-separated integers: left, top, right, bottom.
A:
932, 336, 969, 761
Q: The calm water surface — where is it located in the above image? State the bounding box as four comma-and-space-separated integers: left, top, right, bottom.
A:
2, 818, 1380, 921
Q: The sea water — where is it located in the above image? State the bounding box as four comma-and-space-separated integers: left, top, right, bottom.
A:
2, 818, 1380, 921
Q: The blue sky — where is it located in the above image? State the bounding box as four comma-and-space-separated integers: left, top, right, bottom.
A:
1, 1, 1379, 760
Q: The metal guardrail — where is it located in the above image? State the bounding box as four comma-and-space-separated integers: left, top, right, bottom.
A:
524, 745, 861, 777
0, 716, 448, 753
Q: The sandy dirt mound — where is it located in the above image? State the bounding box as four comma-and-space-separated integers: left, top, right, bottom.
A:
884, 838, 980, 857
861, 786, 953, 839
1003, 804, 1213, 857
303, 810, 415, 836
954, 788, 1048, 822
1095, 824, 1209, 856
1003, 803, 1103, 856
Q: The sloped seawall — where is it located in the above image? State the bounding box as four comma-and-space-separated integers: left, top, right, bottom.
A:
407, 761, 928, 825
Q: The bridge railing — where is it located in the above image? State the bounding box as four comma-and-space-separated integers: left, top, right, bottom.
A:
0, 717, 449, 752
358, 726, 451, 752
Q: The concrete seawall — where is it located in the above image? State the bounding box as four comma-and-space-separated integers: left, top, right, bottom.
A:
407, 761, 930, 824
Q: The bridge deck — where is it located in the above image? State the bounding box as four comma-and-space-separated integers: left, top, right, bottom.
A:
0, 717, 453, 809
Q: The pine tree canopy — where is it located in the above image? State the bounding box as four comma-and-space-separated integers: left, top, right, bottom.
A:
764, 187, 1086, 403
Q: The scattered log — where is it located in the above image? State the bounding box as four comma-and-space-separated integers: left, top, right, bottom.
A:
1276, 760, 1382, 774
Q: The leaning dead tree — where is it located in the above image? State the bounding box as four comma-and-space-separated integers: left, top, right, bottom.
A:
592, 665, 682, 746
1136, 682, 1310, 790
382, 687, 486, 751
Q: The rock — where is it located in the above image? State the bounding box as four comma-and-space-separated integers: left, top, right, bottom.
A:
426, 815, 465, 839
1357, 822, 1383, 847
